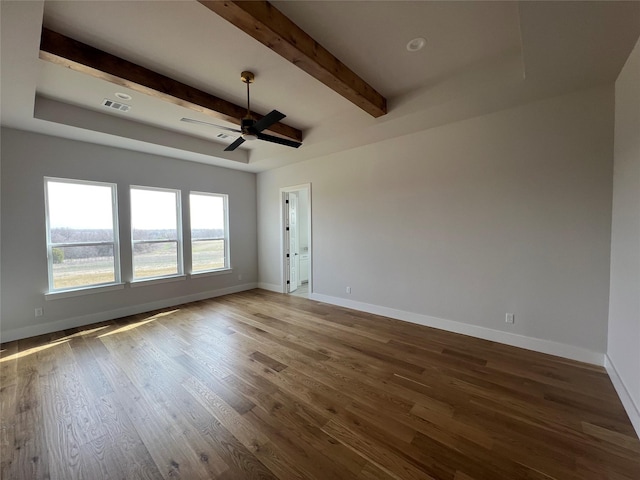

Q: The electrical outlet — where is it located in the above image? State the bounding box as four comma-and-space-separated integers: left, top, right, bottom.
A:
346, 286, 351, 294
505, 313, 515, 324
35, 307, 43, 318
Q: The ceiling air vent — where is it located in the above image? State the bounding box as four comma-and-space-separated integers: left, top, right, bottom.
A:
102, 98, 131, 112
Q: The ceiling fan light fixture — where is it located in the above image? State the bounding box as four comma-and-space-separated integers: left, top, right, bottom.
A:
242, 133, 258, 141
406, 37, 427, 52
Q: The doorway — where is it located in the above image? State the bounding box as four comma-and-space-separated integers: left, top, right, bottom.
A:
281, 184, 311, 297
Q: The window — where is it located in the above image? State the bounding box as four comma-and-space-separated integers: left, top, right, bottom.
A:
130, 186, 182, 280
44, 177, 120, 292
190, 192, 229, 273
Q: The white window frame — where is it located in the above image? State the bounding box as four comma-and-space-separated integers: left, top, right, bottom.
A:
130, 185, 184, 281
189, 191, 230, 274
44, 177, 121, 294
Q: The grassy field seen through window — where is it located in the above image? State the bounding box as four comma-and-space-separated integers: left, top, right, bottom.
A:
52, 240, 225, 289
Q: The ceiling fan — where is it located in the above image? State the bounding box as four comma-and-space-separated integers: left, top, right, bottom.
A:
181, 71, 302, 152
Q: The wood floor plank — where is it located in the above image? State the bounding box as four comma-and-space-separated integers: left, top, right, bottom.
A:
91, 393, 165, 479
245, 404, 358, 480
1, 289, 639, 479
174, 354, 256, 414
582, 421, 640, 453
357, 462, 400, 480
96, 347, 214, 480
102, 330, 232, 478
212, 306, 334, 362
322, 419, 436, 480
67, 336, 114, 399
0, 383, 16, 477
1, 342, 19, 478
136, 364, 269, 479
182, 375, 310, 479
256, 387, 368, 476
0, 340, 19, 390
76, 433, 127, 480
9, 369, 50, 479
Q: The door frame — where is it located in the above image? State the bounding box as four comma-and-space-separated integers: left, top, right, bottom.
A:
280, 183, 312, 294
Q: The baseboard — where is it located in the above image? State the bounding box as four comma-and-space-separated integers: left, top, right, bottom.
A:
1, 282, 258, 343
309, 292, 604, 366
257, 282, 283, 293
605, 355, 640, 438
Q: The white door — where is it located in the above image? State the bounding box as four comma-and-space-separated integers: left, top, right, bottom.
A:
288, 193, 299, 292
282, 184, 311, 296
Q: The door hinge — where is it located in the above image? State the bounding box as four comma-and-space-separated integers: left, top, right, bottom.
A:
286, 199, 289, 204
286, 253, 290, 258
286, 227, 290, 231
286, 280, 290, 285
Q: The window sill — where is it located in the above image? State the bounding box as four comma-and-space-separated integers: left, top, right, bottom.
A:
130, 275, 186, 288
45, 283, 125, 300
189, 268, 232, 279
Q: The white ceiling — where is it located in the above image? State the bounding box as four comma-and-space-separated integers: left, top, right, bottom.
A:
2, 1, 639, 172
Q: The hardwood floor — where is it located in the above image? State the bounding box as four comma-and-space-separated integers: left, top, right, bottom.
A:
1, 289, 638, 479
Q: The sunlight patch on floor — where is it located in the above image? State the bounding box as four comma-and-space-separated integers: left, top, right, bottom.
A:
0, 339, 70, 363
98, 309, 180, 338
58, 325, 111, 341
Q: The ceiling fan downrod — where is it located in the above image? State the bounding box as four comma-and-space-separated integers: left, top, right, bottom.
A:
241, 71, 255, 119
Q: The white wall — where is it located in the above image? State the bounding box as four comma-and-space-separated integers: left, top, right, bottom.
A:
0, 128, 258, 341
258, 85, 615, 362
607, 38, 640, 435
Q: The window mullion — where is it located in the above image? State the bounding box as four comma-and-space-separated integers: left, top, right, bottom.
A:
50, 241, 116, 248
132, 239, 177, 245
192, 237, 225, 242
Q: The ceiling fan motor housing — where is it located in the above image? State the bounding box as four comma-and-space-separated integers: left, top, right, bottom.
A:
241, 116, 256, 134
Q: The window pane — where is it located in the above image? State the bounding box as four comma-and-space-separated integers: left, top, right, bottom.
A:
47, 181, 114, 242
131, 188, 178, 240
45, 178, 119, 292
190, 192, 228, 273
133, 242, 178, 279
192, 239, 226, 272
51, 245, 115, 290
131, 186, 181, 280
190, 194, 225, 240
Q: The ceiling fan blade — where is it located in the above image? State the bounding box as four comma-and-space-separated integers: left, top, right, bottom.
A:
224, 137, 246, 151
257, 132, 302, 149
180, 117, 241, 133
252, 110, 286, 133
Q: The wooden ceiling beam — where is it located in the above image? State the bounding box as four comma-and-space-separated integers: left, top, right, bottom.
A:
198, 1, 387, 118
38, 27, 302, 142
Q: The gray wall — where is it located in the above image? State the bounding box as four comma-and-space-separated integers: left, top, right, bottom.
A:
608, 38, 640, 430
1, 128, 257, 341
258, 85, 614, 357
